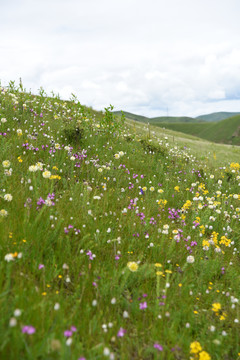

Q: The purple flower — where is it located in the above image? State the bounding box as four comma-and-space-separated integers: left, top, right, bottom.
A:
22, 325, 36, 334
154, 343, 163, 351
71, 326, 77, 332
139, 301, 147, 310
64, 330, 72, 337
38, 264, 44, 270
117, 327, 126, 337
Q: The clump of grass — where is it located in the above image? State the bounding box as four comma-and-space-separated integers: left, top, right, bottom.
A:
0, 80, 240, 360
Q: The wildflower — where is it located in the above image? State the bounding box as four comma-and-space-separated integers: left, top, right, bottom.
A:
186, 255, 195, 263
127, 262, 139, 272
199, 351, 211, 360
29, 165, 38, 172
154, 343, 163, 351
42, 170, 51, 178
54, 303, 60, 310
9, 318, 17, 327
4, 194, 12, 201
190, 341, 202, 354
14, 309, 22, 317
212, 303, 221, 313
66, 338, 72, 346
150, 186, 155, 192
1, 117, 7, 123
93, 196, 101, 200
139, 301, 147, 309
22, 325, 36, 334
4, 253, 14, 262
117, 327, 126, 337
114, 153, 120, 159
123, 311, 129, 318
2, 160, 10, 168
17, 129, 22, 136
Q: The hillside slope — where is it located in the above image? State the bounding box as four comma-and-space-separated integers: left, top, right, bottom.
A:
196, 111, 240, 122
153, 114, 240, 145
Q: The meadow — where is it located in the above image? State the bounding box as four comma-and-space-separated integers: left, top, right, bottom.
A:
1, 81, 240, 360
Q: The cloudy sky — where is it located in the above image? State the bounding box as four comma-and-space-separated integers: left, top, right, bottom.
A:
1, 0, 240, 117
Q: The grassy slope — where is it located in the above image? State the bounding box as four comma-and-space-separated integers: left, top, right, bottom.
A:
153, 114, 240, 145
125, 118, 240, 167
196, 112, 240, 122
1, 85, 240, 360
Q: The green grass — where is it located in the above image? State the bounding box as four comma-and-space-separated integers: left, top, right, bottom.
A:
153, 114, 240, 146
1, 81, 240, 360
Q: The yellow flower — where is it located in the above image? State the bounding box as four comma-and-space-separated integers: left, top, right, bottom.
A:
190, 341, 202, 354
212, 303, 221, 312
127, 262, 139, 272
199, 351, 211, 360
156, 271, 163, 276
174, 186, 180, 192
155, 263, 162, 267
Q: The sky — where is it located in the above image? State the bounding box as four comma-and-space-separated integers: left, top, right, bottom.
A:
1, 0, 240, 117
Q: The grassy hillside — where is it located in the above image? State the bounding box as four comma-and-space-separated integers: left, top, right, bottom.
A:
1, 82, 240, 360
150, 116, 197, 123
153, 114, 240, 145
113, 111, 201, 124
113, 110, 149, 123
196, 111, 240, 122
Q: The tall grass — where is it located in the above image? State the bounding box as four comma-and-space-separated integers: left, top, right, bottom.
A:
0, 81, 240, 360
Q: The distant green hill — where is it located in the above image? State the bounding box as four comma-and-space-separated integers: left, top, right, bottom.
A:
196, 111, 240, 122
113, 111, 149, 123
150, 116, 199, 123
113, 111, 202, 123
154, 114, 240, 145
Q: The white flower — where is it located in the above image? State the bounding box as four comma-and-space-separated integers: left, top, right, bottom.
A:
186, 255, 195, 264
17, 129, 22, 136
4, 194, 12, 202
111, 297, 116, 304
2, 160, 10, 168
9, 318, 17, 327
70, 156, 75, 161
42, 170, 51, 178
29, 165, 38, 172
54, 303, 60, 310
1, 118, 7, 123
123, 311, 129, 318
14, 309, 22, 317
103, 347, 110, 356
92, 299, 97, 306
66, 338, 72, 346
4, 253, 14, 262
114, 153, 120, 159
93, 196, 101, 200
0, 209, 8, 217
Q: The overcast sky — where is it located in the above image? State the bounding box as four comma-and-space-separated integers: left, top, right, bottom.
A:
1, 0, 240, 117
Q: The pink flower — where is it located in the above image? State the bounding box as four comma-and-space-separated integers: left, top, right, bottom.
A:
154, 343, 163, 351
22, 325, 36, 334
38, 264, 44, 270
139, 301, 147, 310
117, 327, 126, 337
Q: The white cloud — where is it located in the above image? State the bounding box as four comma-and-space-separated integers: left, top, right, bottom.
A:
1, 0, 240, 117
